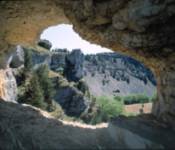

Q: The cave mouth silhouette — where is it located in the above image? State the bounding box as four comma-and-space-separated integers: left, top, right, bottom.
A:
38, 24, 157, 118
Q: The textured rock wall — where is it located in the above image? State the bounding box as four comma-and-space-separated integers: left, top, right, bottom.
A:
0, 69, 17, 102
64, 49, 84, 82
0, 0, 69, 55
1, 101, 171, 149
0, 0, 175, 126
59, 0, 175, 64
152, 59, 175, 127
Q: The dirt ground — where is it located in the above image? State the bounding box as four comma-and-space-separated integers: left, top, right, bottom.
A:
124, 103, 152, 114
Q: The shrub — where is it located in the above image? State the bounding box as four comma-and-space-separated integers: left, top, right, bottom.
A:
90, 96, 124, 124
18, 64, 55, 111
18, 73, 47, 109
50, 101, 64, 119
36, 64, 55, 110
23, 48, 33, 72
76, 79, 90, 97
121, 94, 150, 105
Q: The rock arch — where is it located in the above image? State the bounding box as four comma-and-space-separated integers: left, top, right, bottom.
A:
0, 0, 175, 127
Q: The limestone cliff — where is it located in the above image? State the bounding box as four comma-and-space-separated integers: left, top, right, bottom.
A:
0, 69, 17, 102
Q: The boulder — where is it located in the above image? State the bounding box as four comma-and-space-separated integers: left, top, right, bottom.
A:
38, 39, 52, 50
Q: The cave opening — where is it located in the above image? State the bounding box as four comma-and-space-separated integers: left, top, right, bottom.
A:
1, 1, 175, 148
32, 23, 157, 123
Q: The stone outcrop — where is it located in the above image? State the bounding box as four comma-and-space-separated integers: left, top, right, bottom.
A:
38, 39, 52, 50
52, 75, 90, 117
0, 0, 175, 127
31, 49, 51, 68
50, 49, 69, 71
64, 49, 84, 82
0, 69, 17, 102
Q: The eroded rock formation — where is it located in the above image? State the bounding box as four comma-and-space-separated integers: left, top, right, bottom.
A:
38, 39, 52, 50
50, 72, 90, 117
64, 49, 84, 82
0, 69, 17, 102
0, 0, 175, 127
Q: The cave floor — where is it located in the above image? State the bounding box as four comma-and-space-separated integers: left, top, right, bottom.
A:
0, 101, 175, 149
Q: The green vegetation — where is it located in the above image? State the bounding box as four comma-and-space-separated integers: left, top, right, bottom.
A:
16, 47, 157, 124
49, 101, 65, 119
18, 75, 43, 109
23, 48, 33, 72
114, 94, 156, 105
83, 93, 156, 124
18, 73, 46, 109
88, 96, 124, 124
36, 65, 55, 111
18, 49, 55, 111
75, 79, 90, 97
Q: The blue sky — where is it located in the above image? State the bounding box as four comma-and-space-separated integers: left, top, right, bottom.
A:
40, 24, 112, 54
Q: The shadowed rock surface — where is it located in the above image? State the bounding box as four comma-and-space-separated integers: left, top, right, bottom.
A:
52, 75, 90, 117
0, 0, 175, 132
64, 49, 84, 82
1, 101, 175, 150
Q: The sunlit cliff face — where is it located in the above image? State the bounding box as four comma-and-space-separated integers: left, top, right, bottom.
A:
0, 69, 17, 102
0, 70, 6, 99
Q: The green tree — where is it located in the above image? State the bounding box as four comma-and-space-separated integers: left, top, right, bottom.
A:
18, 73, 47, 109
24, 48, 33, 72
36, 64, 55, 110
28, 74, 46, 109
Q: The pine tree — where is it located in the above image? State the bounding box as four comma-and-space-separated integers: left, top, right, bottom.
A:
26, 73, 47, 109
24, 48, 33, 72
36, 64, 55, 110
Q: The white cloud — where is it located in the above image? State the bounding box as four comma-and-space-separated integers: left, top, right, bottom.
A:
40, 24, 112, 54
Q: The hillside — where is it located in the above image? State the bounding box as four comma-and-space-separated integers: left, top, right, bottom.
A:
29, 48, 156, 98
84, 52, 156, 97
